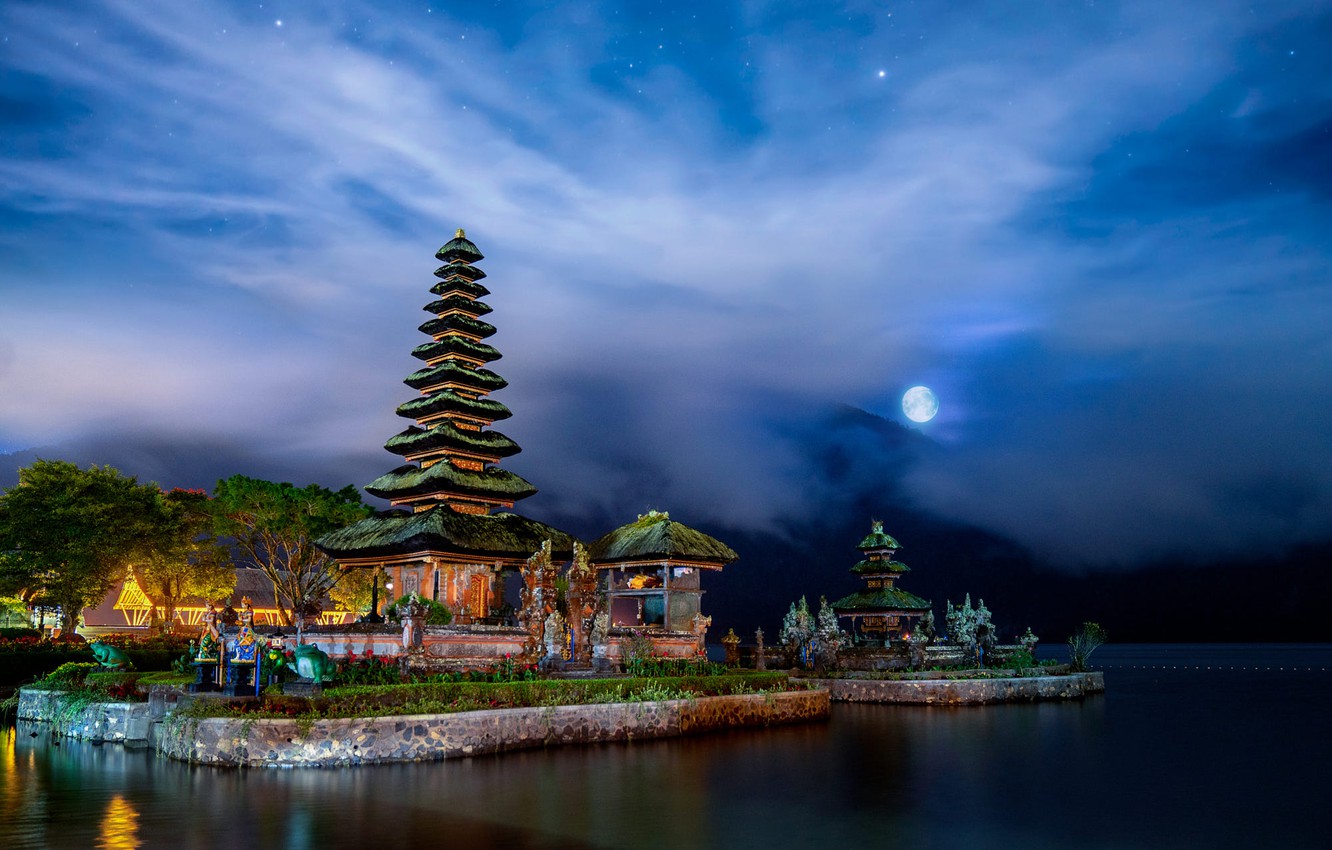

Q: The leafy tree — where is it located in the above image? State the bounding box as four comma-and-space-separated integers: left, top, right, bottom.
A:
211, 475, 371, 640
134, 489, 235, 632
327, 565, 388, 619
0, 594, 29, 628
1067, 622, 1108, 672
0, 460, 164, 634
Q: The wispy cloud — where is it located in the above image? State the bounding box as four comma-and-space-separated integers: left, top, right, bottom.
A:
1, 0, 1329, 564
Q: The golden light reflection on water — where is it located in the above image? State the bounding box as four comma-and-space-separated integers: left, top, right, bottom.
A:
0, 730, 37, 825
96, 793, 140, 850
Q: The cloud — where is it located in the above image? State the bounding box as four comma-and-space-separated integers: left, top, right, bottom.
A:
1, 0, 1330, 566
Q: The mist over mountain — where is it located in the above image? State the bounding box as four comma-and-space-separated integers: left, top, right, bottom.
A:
6, 403, 1327, 642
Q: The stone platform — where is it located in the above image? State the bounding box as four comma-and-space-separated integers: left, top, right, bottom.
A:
806, 671, 1105, 705
157, 689, 830, 767
19, 686, 829, 768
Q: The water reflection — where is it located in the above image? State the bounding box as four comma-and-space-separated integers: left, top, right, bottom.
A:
2, 646, 1329, 850
96, 795, 139, 850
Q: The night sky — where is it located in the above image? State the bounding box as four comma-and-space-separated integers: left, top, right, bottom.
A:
2, 1, 1331, 620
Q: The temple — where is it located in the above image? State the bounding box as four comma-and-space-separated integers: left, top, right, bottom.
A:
830, 520, 931, 643
590, 511, 737, 631
317, 231, 575, 623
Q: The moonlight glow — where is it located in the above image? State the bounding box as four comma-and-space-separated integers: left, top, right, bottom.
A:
902, 386, 939, 423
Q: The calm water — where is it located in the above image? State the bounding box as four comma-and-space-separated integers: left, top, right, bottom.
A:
2, 644, 1328, 850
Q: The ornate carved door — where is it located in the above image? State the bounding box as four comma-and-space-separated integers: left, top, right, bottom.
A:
468, 574, 488, 620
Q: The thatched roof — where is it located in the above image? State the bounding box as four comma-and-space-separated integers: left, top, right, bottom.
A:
412, 336, 501, 365
423, 295, 493, 317
587, 511, 737, 567
830, 587, 931, 613
395, 389, 512, 423
850, 559, 911, 575
857, 520, 902, 551
384, 422, 521, 459
419, 314, 497, 340
317, 506, 576, 561
433, 261, 487, 283
365, 462, 537, 503
436, 231, 484, 263
404, 361, 508, 393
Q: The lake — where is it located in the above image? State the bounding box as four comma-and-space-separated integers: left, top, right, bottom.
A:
2, 644, 1328, 849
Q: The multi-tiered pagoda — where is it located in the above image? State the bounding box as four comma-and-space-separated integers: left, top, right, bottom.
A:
318, 231, 574, 623
831, 520, 931, 643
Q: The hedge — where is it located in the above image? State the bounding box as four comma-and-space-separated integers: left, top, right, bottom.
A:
0, 649, 183, 686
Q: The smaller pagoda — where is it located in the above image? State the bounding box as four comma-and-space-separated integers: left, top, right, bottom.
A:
588, 511, 737, 633
831, 520, 931, 644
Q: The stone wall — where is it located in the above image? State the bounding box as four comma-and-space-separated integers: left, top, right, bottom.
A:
281, 626, 701, 665
156, 689, 830, 768
18, 688, 155, 744
808, 672, 1105, 705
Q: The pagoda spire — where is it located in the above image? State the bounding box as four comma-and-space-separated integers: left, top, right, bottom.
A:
365, 230, 537, 515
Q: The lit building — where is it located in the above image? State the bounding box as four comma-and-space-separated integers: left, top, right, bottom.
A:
831, 520, 931, 643
317, 231, 575, 621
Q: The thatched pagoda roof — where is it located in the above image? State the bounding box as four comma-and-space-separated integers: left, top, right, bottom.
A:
831, 587, 931, 613
365, 462, 536, 503
588, 511, 737, 567
317, 506, 575, 561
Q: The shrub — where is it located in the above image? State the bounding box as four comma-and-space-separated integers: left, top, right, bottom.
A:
625, 656, 727, 678
170, 672, 796, 721
385, 595, 452, 625
338, 650, 404, 686
40, 662, 99, 688
1067, 622, 1108, 672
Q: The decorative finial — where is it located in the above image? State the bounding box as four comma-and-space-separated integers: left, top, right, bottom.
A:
456, 228, 466, 239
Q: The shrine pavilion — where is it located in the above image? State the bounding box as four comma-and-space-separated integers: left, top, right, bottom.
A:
589, 511, 737, 631
830, 520, 931, 643
317, 231, 575, 622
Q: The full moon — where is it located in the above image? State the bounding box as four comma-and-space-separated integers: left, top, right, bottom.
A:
902, 386, 939, 423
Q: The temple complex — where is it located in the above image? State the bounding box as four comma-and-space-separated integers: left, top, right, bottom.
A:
831, 520, 931, 643
317, 231, 575, 624
589, 511, 737, 631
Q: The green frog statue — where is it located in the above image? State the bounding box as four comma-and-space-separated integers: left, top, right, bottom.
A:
89, 639, 133, 671
291, 643, 337, 685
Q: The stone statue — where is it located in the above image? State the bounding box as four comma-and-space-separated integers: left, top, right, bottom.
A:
520, 541, 554, 661
907, 631, 929, 670
690, 613, 712, 655
721, 628, 741, 667
754, 627, 766, 671
402, 592, 426, 650
292, 643, 337, 685
917, 610, 937, 644
90, 639, 133, 671
590, 612, 610, 658
543, 610, 567, 660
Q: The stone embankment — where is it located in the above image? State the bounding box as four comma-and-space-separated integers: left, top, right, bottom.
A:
807, 672, 1105, 705
18, 687, 829, 768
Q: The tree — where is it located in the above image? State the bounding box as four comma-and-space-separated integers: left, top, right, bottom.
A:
1067, 622, 1108, 672
326, 565, 387, 619
134, 489, 236, 632
0, 460, 165, 634
211, 475, 371, 640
